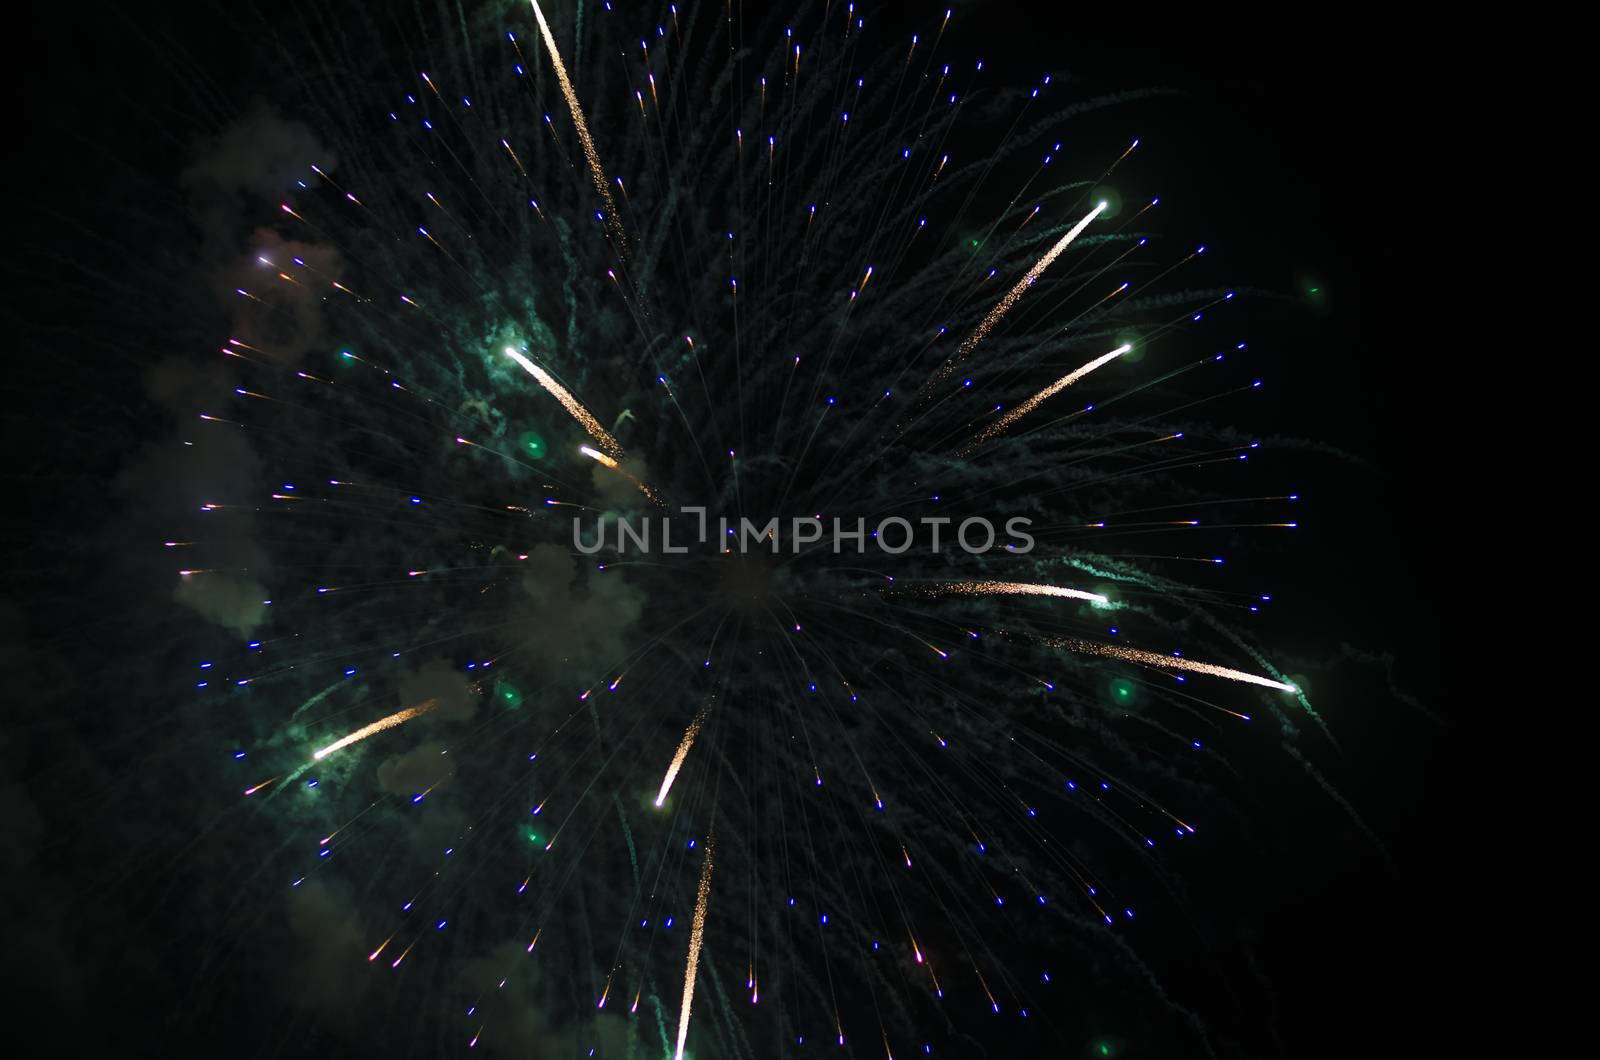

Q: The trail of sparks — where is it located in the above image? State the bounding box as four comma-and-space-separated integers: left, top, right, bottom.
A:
934, 200, 1109, 387
654, 701, 710, 807
959, 343, 1132, 453
1046, 639, 1298, 692
913, 581, 1110, 605
529, 0, 626, 253
243, 776, 279, 797
674, 833, 715, 1060
577, 445, 618, 470
506, 348, 624, 458
579, 445, 664, 506
312, 699, 440, 760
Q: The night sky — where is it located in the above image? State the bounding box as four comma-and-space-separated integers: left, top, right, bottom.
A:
6, 2, 1474, 1056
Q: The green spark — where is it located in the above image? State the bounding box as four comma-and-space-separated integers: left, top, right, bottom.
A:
518, 430, 547, 459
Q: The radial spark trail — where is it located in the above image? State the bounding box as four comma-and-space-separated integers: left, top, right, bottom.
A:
933, 200, 1109, 386
579, 445, 664, 506
577, 445, 618, 469
959, 343, 1132, 453
654, 701, 710, 807
506, 348, 624, 458
1046, 639, 1298, 692
675, 834, 716, 1060
312, 699, 440, 760
529, 0, 626, 252
915, 581, 1110, 605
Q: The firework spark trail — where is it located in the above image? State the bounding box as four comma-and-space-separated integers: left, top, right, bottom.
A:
914, 581, 1110, 605
930, 200, 1109, 390
1046, 639, 1298, 692
654, 701, 710, 807
578, 445, 619, 469
529, 0, 626, 253
675, 833, 715, 1060
312, 699, 440, 760
958, 343, 1133, 453
506, 347, 624, 458
579, 445, 665, 506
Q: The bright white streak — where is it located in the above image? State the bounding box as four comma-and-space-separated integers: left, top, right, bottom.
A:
925, 581, 1109, 605
529, 1, 625, 251
959, 344, 1132, 452
312, 699, 440, 760
654, 702, 709, 807
936, 200, 1109, 384
578, 445, 619, 469
579, 443, 664, 506
506, 347, 623, 458
1048, 639, 1298, 692
675, 834, 716, 1060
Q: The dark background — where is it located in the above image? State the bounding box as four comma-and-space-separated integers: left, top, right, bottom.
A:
7, 1, 1478, 1055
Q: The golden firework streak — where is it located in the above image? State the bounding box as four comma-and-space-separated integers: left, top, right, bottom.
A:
506, 348, 624, 458
529, 1, 626, 252
917, 581, 1109, 605
654, 701, 710, 807
312, 699, 440, 760
1047, 639, 1297, 692
934, 200, 1109, 386
958, 343, 1132, 453
675, 833, 716, 1060
579, 445, 665, 506
577, 445, 619, 470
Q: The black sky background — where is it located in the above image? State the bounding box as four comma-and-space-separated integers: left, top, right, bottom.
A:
5, 1, 1481, 1055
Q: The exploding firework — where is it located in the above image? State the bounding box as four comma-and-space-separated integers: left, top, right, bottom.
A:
164, 1, 1322, 1055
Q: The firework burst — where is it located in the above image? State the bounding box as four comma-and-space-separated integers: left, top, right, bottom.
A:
169, 2, 1319, 1055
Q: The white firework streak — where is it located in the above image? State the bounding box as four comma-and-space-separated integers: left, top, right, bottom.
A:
675, 834, 716, 1060
917, 581, 1109, 605
577, 445, 618, 469
932, 200, 1109, 387
529, 0, 626, 252
1047, 638, 1298, 692
958, 343, 1132, 453
312, 699, 440, 760
654, 701, 710, 807
579, 445, 664, 507
506, 348, 624, 458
